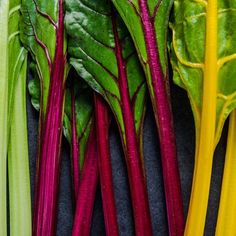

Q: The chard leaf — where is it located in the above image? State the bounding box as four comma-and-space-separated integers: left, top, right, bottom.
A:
20, 0, 68, 234
111, 1, 184, 234
63, 78, 93, 168
0, 0, 30, 235
169, 0, 236, 235
20, 0, 67, 116
170, 0, 236, 145
65, 1, 152, 234
65, 0, 146, 148
63, 76, 93, 197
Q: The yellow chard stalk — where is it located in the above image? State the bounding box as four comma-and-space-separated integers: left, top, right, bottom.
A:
216, 110, 236, 236
170, 0, 236, 235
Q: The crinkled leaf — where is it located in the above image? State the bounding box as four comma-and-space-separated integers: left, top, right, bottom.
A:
65, 0, 146, 145
170, 0, 236, 145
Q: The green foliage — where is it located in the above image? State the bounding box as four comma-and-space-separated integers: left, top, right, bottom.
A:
170, 0, 236, 145
20, 0, 66, 115
0, 0, 30, 235
65, 0, 146, 145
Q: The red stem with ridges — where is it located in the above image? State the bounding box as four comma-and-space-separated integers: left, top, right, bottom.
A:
71, 88, 80, 199
33, 0, 66, 235
112, 12, 152, 236
94, 95, 120, 236
72, 124, 99, 236
139, 1, 184, 235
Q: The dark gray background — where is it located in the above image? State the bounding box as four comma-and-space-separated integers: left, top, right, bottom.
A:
27, 76, 227, 235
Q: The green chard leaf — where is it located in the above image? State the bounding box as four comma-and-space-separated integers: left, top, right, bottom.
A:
63, 75, 93, 197
111, 1, 184, 234
170, 0, 236, 146
20, 0, 68, 234
63, 77, 93, 167
65, 0, 152, 234
0, 0, 30, 235
169, 0, 236, 235
20, 0, 67, 116
65, 0, 146, 149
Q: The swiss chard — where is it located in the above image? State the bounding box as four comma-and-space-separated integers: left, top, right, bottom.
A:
63, 77, 100, 234
216, 111, 236, 236
72, 123, 99, 235
63, 77, 93, 198
111, 1, 184, 235
93, 94, 119, 236
20, 0, 68, 234
8, 58, 32, 236
65, 0, 150, 235
170, 0, 236, 235
29, 63, 100, 235
0, 0, 31, 235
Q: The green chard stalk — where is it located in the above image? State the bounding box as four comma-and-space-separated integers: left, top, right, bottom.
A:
0, 0, 31, 235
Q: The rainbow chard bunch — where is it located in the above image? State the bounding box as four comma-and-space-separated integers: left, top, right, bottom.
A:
170, 0, 236, 235
7, 0, 236, 234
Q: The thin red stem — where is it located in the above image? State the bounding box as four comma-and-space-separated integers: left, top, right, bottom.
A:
33, 0, 66, 235
112, 12, 152, 236
94, 95, 119, 236
72, 124, 99, 236
71, 88, 80, 199
139, 1, 184, 235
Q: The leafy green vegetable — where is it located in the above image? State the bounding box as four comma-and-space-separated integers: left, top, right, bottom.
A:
65, 0, 151, 234
0, 0, 30, 235
20, 0, 68, 234
0, 2, 10, 234
63, 78, 93, 167
93, 94, 119, 236
8, 58, 31, 236
216, 111, 236, 236
63, 76, 93, 197
111, 1, 184, 234
170, 0, 236, 234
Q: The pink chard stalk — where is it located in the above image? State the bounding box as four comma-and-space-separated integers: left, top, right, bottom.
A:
63, 78, 100, 235
94, 94, 119, 236
20, 0, 67, 235
65, 1, 150, 235
111, 0, 184, 235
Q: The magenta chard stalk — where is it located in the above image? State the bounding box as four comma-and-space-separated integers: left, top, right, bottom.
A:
94, 95, 119, 236
111, 1, 184, 235
21, 0, 67, 234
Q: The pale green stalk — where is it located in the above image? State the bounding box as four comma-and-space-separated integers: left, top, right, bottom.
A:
0, 1, 10, 235
8, 58, 31, 236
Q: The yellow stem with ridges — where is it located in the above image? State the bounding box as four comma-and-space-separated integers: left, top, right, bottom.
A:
184, 0, 218, 235
215, 110, 236, 236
